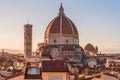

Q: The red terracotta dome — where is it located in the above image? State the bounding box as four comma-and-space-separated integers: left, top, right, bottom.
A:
45, 3, 79, 38
84, 43, 95, 51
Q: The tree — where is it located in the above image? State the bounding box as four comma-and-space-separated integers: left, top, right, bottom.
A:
2, 60, 10, 69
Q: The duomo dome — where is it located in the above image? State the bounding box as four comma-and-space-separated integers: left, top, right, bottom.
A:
44, 4, 79, 45
37, 3, 84, 61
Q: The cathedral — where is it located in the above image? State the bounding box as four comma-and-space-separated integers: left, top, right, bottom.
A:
37, 3, 84, 62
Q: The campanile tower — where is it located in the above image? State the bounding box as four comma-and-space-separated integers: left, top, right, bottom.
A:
24, 24, 32, 58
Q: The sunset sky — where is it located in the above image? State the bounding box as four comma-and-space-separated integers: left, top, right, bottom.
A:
0, 0, 120, 53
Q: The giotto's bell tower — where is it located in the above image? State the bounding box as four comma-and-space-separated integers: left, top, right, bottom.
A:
24, 24, 32, 58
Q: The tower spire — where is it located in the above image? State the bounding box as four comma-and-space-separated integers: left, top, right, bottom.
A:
58, 1, 65, 16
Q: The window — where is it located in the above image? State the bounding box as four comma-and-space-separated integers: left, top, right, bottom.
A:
49, 75, 63, 80
66, 40, 68, 43
27, 34, 31, 39
27, 68, 40, 75
54, 39, 57, 43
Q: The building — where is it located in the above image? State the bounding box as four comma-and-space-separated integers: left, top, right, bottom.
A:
37, 3, 84, 62
105, 58, 120, 68
24, 59, 69, 80
42, 60, 69, 80
24, 24, 33, 58
84, 43, 98, 56
24, 58, 42, 80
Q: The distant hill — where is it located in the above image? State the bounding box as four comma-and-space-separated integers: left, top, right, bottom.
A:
0, 49, 24, 54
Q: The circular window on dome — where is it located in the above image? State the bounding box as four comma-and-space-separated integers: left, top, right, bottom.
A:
66, 40, 69, 43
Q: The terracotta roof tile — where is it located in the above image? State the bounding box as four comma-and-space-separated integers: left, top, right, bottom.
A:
42, 60, 68, 72
45, 15, 79, 38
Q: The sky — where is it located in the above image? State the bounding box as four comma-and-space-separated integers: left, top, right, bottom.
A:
0, 0, 120, 53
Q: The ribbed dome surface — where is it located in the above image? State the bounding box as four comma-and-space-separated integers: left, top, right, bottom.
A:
45, 3, 79, 38
84, 43, 95, 51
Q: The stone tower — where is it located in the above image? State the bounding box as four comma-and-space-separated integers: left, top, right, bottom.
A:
24, 24, 32, 58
